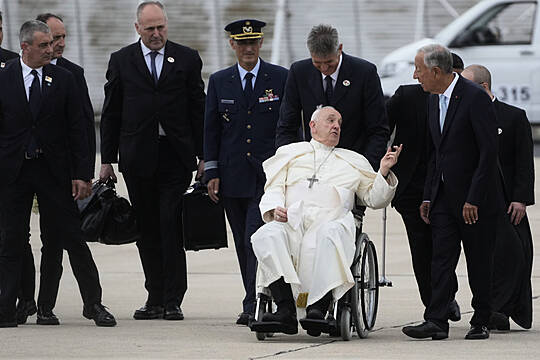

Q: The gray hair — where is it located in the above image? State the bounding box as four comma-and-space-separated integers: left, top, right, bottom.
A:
307, 24, 339, 57
464, 64, 492, 90
418, 44, 453, 74
136, 1, 168, 23
310, 105, 337, 122
19, 20, 50, 44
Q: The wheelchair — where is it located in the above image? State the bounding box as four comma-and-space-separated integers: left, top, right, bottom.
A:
250, 206, 381, 341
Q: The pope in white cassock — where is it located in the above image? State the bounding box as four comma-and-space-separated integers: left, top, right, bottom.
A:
250, 106, 402, 335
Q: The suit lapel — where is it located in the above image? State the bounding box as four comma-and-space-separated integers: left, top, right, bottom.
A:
228, 65, 248, 108
158, 41, 173, 86
130, 40, 154, 87
12, 60, 33, 122
440, 76, 463, 141
307, 65, 325, 105
40, 64, 53, 106
429, 94, 441, 145
332, 53, 352, 104
248, 60, 271, 108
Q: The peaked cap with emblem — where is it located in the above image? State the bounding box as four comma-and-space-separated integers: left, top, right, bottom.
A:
225, 19, 266, 40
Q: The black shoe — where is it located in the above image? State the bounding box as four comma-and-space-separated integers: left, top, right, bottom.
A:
465, 325, 489, 340
306, 307, 325, 320
402, 321, 448, 340
236, 312, 253, 325
262, 309, 298, 335
36, 307, 60, 325
133, 304, 164, 320
0, 317, 17, 328
488, 312, 510, 331
163, 304, 184, 320
448, 299, 461, 322
16, 299, 38, 325
83, 303, 117, 327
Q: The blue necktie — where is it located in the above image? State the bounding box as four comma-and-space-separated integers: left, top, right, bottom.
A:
27, 70, 41, 156
244, 72, 254, 101
150, 51, 159, 85
439, 94, 448, 132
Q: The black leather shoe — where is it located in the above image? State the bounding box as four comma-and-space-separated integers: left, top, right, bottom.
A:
402, 321, 448, 340
465, 325, 489, 340
0, 317, 17, 328
488, 312, 510, 331
36, 307, 60, 325
163, 304, 184, 320
448, 299, 461, 322
133, 304, 164, 320
16, 299, 38, 325
306, 307, 325, 320
83, 303, 117, 327
236, 312, 253, 325
262, 309, 298, 335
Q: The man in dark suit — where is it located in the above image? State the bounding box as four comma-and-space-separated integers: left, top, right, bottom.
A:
462, 64, 534, 331
15, 12, 100, 326
402, 44, 503, 340
100, 1, 205, 321
0, 11, 19, 65
386, 52, 464, 318
0, 20, 115, 328
204, 19, 288, 325
275, 24, 388, 169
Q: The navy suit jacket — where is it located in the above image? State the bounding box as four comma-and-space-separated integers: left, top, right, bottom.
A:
386, 84, 430, 206
204, 59, 288, 197
101, 40, 205, 176
424, 75, 502, 216
0, 60, 91, 185
275, 52, 389, 169
494, 99, 535, 205
56, 57, 96, 176
0, 47, 18, 63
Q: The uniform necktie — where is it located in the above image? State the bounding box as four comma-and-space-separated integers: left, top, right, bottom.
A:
27, 69, 41, 155
439, 94, 448, 132
325, 75, 334, 105
150, 51, 159, 85
244, 72, 254, 101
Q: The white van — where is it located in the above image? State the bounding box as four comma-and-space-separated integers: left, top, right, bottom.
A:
380, 0, 540, 124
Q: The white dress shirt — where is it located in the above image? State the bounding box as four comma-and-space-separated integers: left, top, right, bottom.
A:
237, 58, 260, 90
20, 59, 42, 101
321, 54, 343, 91
140, 41, 166, 136
440, 72, 459, 110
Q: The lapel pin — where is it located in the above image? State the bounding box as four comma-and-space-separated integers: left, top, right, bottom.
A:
0, 62, 5, 68
498, 128, 502, 135
45, 76, 53, 86
343, 79, 350, 87
167, 57, 175, 63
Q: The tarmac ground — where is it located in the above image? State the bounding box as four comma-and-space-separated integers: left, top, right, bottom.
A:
0, 159, 539, 359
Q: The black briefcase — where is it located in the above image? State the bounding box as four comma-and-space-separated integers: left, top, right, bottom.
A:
182, 182, 228, 251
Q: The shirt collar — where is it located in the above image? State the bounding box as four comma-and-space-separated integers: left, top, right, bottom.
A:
441, 72, 459, 100
50, 58, 58, 65
321, 54, 343, 82
237, 58, 261, 80
20, 58, 43, 78
140, 40, 165, 57
492, 96, 497, 102
310, 138, 335, 151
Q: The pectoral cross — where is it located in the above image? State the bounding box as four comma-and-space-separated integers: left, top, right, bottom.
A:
307, 174, 319, 188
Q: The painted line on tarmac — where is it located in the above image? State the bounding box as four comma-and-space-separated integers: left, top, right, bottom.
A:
248, 340, 337, 360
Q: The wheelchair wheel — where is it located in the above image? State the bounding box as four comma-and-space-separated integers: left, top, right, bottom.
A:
351, 234, 368, 338
340, 306, 353, 341
360, 238, 379, 331
255, 295, 273, 341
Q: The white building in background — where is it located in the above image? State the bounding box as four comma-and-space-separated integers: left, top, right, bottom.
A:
1, 0, 481, 114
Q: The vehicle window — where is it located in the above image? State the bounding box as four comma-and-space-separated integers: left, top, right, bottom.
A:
451, 2, 537, 46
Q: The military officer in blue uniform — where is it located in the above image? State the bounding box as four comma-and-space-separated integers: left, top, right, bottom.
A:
204, 19, 288, 325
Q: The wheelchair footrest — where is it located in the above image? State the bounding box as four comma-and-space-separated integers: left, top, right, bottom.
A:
299, 318, 336, 334
250, 321, 298, 335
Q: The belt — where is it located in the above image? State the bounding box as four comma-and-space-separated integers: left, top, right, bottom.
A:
24, 149, 43, 160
